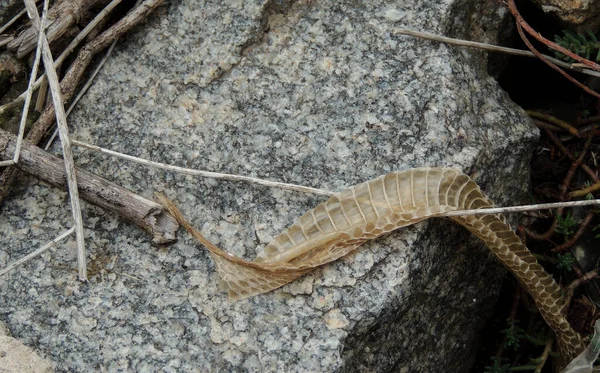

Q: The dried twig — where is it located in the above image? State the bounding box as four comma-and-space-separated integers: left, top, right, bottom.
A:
525, 132, 594, 241
0, 227, 75, 277
545, 129, 600, 183
0, 0, 165, 204
72, 139, 600, 216
393, 28, 600, 79
45, 39, 118, 149
72, 140, 335, 196
8, 0, 106, 58
564, 269, 600, 308
24, 0, 87, 280
55, 0, 124, 67
0, 7, 27, 35
506, 0, 600, 72
0, 128, 179, 245
514, 21, 600, 99
561, 136, 592, 199
527, 111, 580, 137
1, 0, 125, 114
552, 212, 595, 253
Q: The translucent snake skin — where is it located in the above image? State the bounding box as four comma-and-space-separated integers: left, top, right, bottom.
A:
156, 167, 586, 365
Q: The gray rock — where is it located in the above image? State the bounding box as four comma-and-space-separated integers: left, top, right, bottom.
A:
0, 321, 55, 373
0, 0, 537, 372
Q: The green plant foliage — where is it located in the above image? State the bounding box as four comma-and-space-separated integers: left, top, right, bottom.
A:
502, 319, 526, 350
483, 357, 539, 372
484, 357, 511, 373
553, 30, 600, 62
555, 211, 577, 237
556, 253, 575, 271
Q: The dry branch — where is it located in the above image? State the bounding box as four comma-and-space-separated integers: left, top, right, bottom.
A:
0, 0, 165, 204
25, 0, 88, 280
7, 0, 105, 58
0, 128, 178, 245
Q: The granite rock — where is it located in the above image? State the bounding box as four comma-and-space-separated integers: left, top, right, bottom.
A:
0, 0, 537, 372
0, 321, 55, 373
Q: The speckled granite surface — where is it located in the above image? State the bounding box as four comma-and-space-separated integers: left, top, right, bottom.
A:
1, 0, 537, 372
0, 321, 54, 373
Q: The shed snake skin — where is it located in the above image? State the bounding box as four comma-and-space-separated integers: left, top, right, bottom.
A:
156, 167, 586, 365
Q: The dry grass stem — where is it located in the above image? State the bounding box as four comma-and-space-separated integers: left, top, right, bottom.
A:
0, 7, 27, 35
24, 0, 87, 280
34, 76, 48, 112
71, 140, 600, 217
13, 0, 48, 164
394, 28, 600, 79
45, 39, 118, 149
4, 0, 124, 112
0, 34, 14, 47
0, 227, 75, 277
54, 0, 124, 67
0, 0, 165, 205
72, 139, 336, 196
0, 160, 14, 166
444, 200, 600, 217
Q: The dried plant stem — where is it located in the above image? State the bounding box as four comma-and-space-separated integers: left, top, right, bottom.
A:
23, 0, 87, 280
561, 136, 592, 198
46, 39, 119, 150
545, 129, 600, 183
527, 111, 580, 137
0, 7, 27, 35
514, 21, 600, 99
393, 28, 600, 78
0, 128, 179, 245
443, 201, 600, 217
564, 269, 599, 308
0, 5, 47, 168
552, 212, 595, 253
12, 0, 125, 112
55, 0, 124, 67
0, 0, 165, 204
506, 0, 600, 72
0, 0, 124, 114
72, 140, 335, 196
570, 183, 600, 198
72, 139, 600, 216
531, 119, 563, 133
13, 0, 48, 164
523, 223, 558, 241
0, 227, 75, 277
534, 336, 554, 372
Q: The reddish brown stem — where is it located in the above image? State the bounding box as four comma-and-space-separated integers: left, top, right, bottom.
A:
552, 212, 595, 253
507, 0, 600, 71
564, 269, 599, 308
545, 130, 599, 183
560, 135, 592, 199
514, 21, 600, 99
